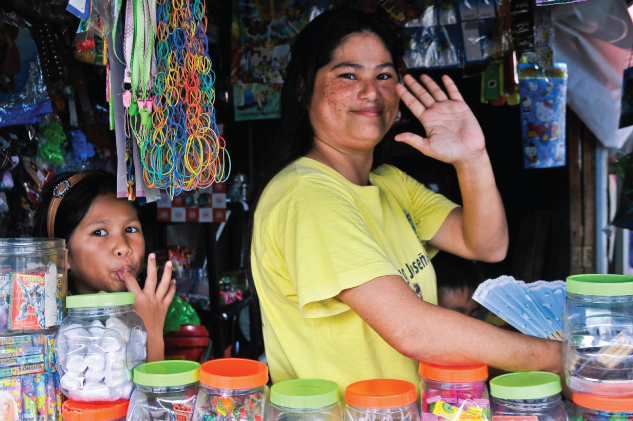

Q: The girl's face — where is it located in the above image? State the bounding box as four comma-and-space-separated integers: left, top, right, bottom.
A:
67, 193, 145, 294
308, 32, 399, 154
0, 396, 8, 414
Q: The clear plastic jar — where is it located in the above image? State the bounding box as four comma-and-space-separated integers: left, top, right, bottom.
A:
419, 362, 490, 420
0, 238, 67, 331
126, 361, 201, 420
563, 274, 633, 396
194, 358, 269, 421
55, 292, 147, 401
490, 372, 568, 421
62, 398, 129, 421
573, 393, 633, 421
344, 379, 419, 421
268, 379, 342, 421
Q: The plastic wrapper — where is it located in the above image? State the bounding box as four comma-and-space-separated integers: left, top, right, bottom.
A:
55, 294, 147, 402
518, 63, 567, 169
0, 17, 53, 128
404, 0, 498, 69
127, 382, 198, 421
473, 275, 566, 340
86, 0, 114, 38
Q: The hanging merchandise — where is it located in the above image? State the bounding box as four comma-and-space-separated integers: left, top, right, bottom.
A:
518, 63, 567, 169
479, 0, 518, 106
37, 119, 67, 166
0, 18, 53, 128
124, 0, 232, 199
536, 0, 586, 5
612, 152, 633, 230
619, 49, 633, 129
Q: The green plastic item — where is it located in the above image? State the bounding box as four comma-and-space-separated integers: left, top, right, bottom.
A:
133, 361, 200, 387
567, 274, 633, 296
270, 379, 339, 409
66, 292, 134, 309
490, 372, 561, 400
164, 295, 201, 333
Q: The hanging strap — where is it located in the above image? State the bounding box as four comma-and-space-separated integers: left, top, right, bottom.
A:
123, 0, 134, 85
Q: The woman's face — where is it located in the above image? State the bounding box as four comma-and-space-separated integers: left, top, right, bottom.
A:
308, 32, 399, 154
67, 193, 145, 294
0, 396, 10, 417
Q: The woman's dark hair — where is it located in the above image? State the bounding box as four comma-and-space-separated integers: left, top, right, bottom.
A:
245, 9, 403, 293
33, 171, 138, 243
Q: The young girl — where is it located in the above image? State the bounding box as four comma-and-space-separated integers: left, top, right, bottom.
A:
0, 392, 18, 421
33, 171, 176, 362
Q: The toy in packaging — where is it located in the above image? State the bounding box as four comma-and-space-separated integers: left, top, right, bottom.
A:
0, 272, 10, 330
518, 63, 568, 169
0, 376, 22, 421
10, 273, 45, 330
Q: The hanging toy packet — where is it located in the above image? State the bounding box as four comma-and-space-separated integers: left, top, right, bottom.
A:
518, 63, 568, 169
619, 66, 633, 129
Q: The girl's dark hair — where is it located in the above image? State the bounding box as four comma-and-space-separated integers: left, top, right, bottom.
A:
245, 9, 403, 291
33, 171, 138, 242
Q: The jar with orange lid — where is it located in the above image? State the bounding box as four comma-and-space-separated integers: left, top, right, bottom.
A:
574, 394, 633, 421
193, 358, 269, 421
62, 399, 129, 421
418, 362, 490, 421
344, 379, 419, 421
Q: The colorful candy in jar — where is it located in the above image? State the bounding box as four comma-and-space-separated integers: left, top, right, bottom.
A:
193, 358, 268, 421
419, 362, 490, 420
573, 394, 633, 421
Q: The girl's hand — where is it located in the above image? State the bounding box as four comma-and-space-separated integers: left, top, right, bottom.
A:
395, 74, 486, 167
123, 253, 176, 361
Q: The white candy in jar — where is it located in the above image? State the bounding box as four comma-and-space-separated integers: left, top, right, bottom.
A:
56, 292, 148, 401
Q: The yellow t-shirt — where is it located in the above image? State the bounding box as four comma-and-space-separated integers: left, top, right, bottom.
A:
251, 157, 459, 397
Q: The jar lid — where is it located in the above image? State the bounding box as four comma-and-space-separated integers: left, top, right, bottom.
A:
199, 358, 268, 390
573, 394, 633, 412
0, 238, 66, 255
67, 292, 134, 308
62, 399, 129, 421
566, 274, 633, 296
270, 379, 339, 409
133, 361, 200, 387
418, 362, 488, 383
345, 379, 416, 409
490, 372, 561, 400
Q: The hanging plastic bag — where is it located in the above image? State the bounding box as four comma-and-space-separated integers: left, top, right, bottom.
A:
0, 16, 52, 128
518, 63, 568, 169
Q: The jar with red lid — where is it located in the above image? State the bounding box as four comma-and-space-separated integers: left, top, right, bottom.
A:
62, 399, 129, 421
344, 379, 419, 421
193, 358, 269, 421
574, 394, 633, 421
419, 362, 490, 421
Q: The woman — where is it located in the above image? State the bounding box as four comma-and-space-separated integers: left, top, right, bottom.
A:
248, 8, 562, 394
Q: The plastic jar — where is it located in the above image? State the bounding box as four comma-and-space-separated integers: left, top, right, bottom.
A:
55, 292, 147, 402
419, 362, 490, 420
0, 238, 67, 331
126, 360, 200, 420
573, 393, 633, 421
563, 274, 633, 396
194, 358, 269, 421
62, 399, 129, 421
344, 379, 419, 421
490, 372, 568, 421
268, 379, 342, 421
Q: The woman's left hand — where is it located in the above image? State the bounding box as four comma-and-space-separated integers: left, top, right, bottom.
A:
395, 74, 485, 166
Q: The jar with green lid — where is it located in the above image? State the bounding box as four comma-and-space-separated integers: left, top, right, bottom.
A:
267, 379, 342, 421
563, 274, 633, 396
126, 361, 201, 421
490, 372, 568, 421
0, 238, 68, 332
55, 292, 147, 402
